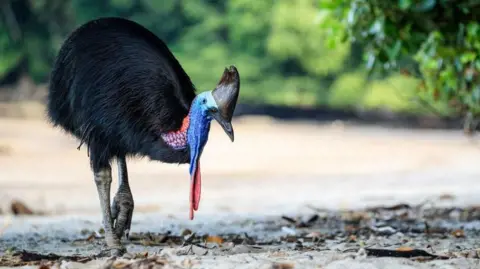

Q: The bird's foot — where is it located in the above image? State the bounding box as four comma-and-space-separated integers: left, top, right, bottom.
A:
95, 227, 126, 258
97, 245, 126, 258
111, 190, 134, 240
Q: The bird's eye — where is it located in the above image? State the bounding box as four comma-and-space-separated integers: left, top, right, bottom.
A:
202, 98, 207, 104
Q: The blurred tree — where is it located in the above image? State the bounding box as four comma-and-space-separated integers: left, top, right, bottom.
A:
318, 0, 480, 129
0, 0, 73, 83
267, 0, 350, 76
0, 0, 421, 113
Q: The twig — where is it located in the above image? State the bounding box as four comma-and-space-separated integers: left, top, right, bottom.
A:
365, 248, 448, 260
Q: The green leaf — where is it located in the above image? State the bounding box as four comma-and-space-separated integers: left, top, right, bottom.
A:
386, 39, 402, 61
461, 52, 477, 64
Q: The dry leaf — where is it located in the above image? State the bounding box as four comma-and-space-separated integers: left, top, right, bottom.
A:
348, 235, 357, 242
86, 233, 96, 242
181, 229, 192, 236
271, 263, 294, 269
133, 252, 148, 259
112, 262, 129, 269
451, 229, 465, 238
396, 246, 414, 252
439, 193, 456, 200
205, 235, 224, 244
10, 200, 34, 215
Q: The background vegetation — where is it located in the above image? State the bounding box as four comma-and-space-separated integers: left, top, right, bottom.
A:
1, 0, 479, 121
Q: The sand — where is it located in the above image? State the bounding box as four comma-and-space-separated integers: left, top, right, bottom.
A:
1, 115, 480, 268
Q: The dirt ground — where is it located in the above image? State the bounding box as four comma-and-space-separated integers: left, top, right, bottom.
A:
1, 111, 480, 268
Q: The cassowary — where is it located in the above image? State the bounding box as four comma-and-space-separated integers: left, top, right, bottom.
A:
46, 17, 240, 255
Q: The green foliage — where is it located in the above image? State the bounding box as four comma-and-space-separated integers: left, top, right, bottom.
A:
0, 21, 22, 77
267, 0, 350, 76
328, 71, 367, 108
318, 0, 480, 120
0, 0, 439, 115
0, 0, 74, 82
362, 74, 419, 112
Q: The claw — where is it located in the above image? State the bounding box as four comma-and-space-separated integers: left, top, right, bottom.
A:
111, 193, 134, 240
112, 157, 134, 241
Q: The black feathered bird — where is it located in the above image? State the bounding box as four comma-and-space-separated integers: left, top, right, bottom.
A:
46, 17, 240, 255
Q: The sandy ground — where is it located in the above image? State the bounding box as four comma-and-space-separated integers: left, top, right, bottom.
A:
1, 115, 480, 268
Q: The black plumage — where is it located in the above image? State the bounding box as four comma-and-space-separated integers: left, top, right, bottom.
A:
46, 17, 240, 256
47, 17, 195, 171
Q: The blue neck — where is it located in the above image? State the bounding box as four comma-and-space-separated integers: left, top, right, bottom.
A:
187, 96, 213, 174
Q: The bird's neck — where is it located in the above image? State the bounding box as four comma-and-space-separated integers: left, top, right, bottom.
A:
160, 115, 190, 149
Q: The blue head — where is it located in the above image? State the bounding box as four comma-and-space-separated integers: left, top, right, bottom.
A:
187, 66, 240, 167
187, 91, 216, 174
186, 66, 240, 219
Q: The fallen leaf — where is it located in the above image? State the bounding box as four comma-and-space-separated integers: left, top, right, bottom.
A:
112, 261, 129, 269
10, 200, 34, 215
365, 248, 447, 260
271, 263, 294, 269
109, 256, 169, 269
205, 235, 223, 244
0, 250, 92, 266
397, 246, 414, 252
439, 193, 456, 200
86, 233, 96, 242
451, 229, 465, 238
181, 229, 192, 236
133, 252, 149, 259
348, 235, 357, 242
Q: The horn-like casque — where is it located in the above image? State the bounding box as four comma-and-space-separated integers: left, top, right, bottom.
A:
212, 66, 240, 122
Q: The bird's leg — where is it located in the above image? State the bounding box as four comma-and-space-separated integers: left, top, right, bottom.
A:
94, 165, 125, 256
111, 156, 134, 240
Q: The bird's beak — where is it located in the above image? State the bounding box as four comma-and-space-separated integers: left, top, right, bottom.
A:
211, 65, 240, 142
211, 112, 234, 142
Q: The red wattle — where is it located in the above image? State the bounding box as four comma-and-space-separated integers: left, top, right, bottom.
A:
189, 160, 202, 220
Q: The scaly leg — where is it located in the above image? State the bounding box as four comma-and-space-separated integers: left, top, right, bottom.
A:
94, 165, 125, 256
111, 156, 134, 240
